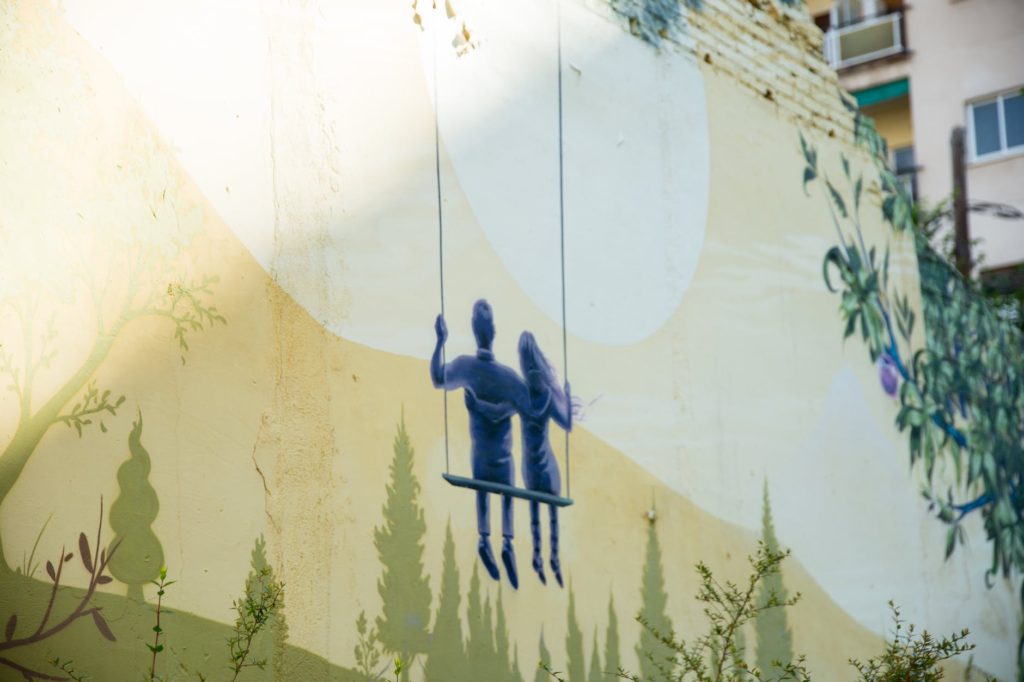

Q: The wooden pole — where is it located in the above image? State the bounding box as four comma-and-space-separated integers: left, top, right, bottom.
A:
951, 126, 971, 278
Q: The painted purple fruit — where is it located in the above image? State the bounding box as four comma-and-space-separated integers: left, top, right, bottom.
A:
878, 353, 899, 397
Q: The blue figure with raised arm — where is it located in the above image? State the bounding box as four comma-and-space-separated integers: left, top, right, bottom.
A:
430, 300, 529, 589
467, 330, 573, 588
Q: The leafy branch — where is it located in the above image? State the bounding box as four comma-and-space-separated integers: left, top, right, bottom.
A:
127, 276, 226, 362
0, 499, 120, 681
226, 566, 284, 682
850, 602, 978, 682
54, 382, 126, 437
148, 566, 174, 682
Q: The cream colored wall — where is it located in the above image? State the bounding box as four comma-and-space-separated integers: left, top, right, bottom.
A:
905, 0, 1024, 268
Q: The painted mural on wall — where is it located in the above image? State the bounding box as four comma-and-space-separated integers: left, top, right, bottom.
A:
1, 0, 1021, 680
431, 302, 574, 590
803, 102, 1024, 667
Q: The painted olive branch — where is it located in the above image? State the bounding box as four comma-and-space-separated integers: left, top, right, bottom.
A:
0, 500, 120, 682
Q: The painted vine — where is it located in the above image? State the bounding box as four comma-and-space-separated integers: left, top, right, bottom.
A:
802, 99, 1024, 664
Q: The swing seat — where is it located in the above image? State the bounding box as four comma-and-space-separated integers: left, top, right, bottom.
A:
442, 473, 574, 507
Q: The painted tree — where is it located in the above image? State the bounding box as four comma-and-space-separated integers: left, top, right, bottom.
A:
484, 597, 499, 680
107, 413, 164, 601
587, 629, 603, 682
512, 643, 523, 682
637, 520, 674, 681
604, 594, 621, 677
566, 584, 586, 681
0, 92, 224, 572
534, 630, 552, 682
495, 587, 521, 682
425, 520, 465, 682
466, 564, 496, 677
754, 481, 792, 677
373, 415, 432, 680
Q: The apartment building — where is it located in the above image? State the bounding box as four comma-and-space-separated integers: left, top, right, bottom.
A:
807, 0, 1024, 282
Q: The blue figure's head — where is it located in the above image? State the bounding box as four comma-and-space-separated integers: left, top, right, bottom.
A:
472, 299, 495, 350
518, 331, 556, 392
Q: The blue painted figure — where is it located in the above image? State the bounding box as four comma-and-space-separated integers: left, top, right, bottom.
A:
430, 300, 530, 589
468, 331, 573, 588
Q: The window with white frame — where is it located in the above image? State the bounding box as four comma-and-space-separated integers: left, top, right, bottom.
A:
969, 89, 1024, 161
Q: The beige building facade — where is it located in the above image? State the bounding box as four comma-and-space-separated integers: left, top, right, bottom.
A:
808, 0, 1024, 272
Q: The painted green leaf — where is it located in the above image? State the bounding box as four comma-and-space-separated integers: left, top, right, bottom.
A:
826, 181, 847, 218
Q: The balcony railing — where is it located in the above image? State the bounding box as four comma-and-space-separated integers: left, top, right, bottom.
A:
824, 12, 905, 70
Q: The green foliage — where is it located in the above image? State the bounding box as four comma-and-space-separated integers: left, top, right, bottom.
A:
56, 381, 126, 437
754, 482, 793, 678
636, 521, 674, 681
536, 631, 553, 682
605, 595, 621, 679
566, 585, 587, 681
147, 565, 173, 682
803, 128, 1024, 665
354, 610, 384, 679
424, 521, 464, 682
849, 602, 976, 682
623, 542, 809, 682
373, 414, 432, 677
244, 535, 288, 675
226, 565, 285, 682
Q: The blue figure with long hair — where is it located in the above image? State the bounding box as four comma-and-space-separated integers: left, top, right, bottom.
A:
468, 331, 573, 587
430, 300, 530, 588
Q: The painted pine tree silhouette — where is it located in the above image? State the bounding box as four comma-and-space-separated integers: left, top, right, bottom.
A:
425, 520, 465, 681
496, 587, 522, 681
566, 583, 586, 681
754, 480, 793, 677
604, 594, 621, 677
373, 414, 432, 680
484, 596, 499, 679
466, 564, 496, 677
534, 630, 552, 682
637, 518, 674, 681
512, 643, 524, 682
107, 412, 163, 602
587, 629, 603, 682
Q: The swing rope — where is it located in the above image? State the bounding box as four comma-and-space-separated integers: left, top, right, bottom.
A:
555, 0, 571, 499
433, 13, 451, 476
433, 3, 571, 498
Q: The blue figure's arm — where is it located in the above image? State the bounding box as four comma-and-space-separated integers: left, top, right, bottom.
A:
430, 315, 447, 387
550, 381, 572, 432
464, 387, 517, 422
430, 314, 461, 389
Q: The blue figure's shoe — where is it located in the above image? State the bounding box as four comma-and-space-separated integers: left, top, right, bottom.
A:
532, 550, 547, 585
478, 536, 500, 582
501, 537, 519, 590
550, 555, 564, 588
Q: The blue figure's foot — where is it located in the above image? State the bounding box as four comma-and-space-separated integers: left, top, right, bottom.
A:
478, 536, 500, 582
532, 550, 546, 585
501, 537, 519, 590
550, 555, 564, 588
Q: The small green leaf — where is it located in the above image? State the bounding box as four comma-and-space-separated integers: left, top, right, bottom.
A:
826, 181, 848, 218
